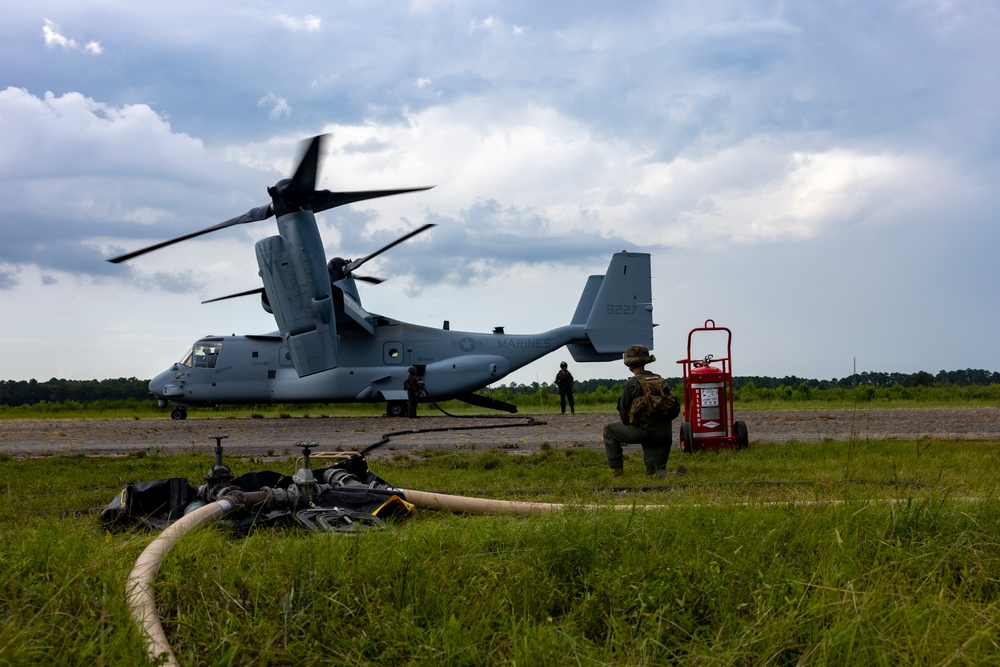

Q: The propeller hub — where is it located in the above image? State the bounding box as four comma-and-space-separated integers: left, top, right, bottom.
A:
270, 179, 314, 216
328, 257, 350, 281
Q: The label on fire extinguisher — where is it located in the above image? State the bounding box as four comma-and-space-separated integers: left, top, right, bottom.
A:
701, 387, 720, 407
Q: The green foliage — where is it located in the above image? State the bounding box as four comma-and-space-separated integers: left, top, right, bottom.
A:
4, 441, 1000, 664
0, 377, 150, 406
733, 382, 1000, 408
1, 370, 999, 418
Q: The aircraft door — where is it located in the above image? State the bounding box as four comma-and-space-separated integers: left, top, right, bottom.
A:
383, 342, 405, 365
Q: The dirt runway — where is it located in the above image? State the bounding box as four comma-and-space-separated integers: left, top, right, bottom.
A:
1, 407, 998, 459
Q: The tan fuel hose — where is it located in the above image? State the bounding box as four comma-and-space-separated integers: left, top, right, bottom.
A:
125, 488, 655, 663
402, 489, 567, 514
126, 491, 272, 666
126, 500, 228, 666
400, 489, 670, 514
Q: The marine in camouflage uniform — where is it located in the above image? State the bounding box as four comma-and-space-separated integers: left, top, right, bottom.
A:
603, 344, 676, 477
403, 366, 421, 418
555, 361, 575, 414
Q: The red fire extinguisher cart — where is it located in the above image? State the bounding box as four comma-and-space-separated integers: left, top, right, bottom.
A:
676, 319, 748, 453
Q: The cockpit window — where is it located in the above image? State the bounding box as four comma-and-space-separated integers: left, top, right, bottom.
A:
179, 340, 223, 368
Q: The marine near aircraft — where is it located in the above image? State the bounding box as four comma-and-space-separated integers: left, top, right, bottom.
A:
107, 135, 655, 419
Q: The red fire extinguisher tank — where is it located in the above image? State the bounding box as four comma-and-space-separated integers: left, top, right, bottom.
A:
676, 320, 749, 453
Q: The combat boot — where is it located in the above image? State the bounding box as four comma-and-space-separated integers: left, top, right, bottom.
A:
611, 468, 624, 478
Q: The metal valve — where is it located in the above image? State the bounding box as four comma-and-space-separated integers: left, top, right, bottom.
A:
203, 433, 233, 488
292, 440, 319, 503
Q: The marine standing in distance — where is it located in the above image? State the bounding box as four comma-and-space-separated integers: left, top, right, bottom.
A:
555, 361, 575, 414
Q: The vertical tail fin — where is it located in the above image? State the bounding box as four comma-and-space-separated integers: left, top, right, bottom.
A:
568, 252, 654, 362
570, 275, 605, 325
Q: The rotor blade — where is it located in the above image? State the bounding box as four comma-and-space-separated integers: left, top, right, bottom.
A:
286, 135, 324, 200
312, 186, 434, 214
201, 287, 265, 304
354, 275, 385, 285
346, 223, 436, 274
106, 204, 273, 264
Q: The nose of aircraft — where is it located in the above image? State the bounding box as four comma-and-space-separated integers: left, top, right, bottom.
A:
148, 365, 185, 405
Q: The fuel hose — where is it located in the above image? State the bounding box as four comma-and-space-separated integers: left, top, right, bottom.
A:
402, 489, 566, 514
125, 487, 660, 663
401, 489, 673, 514
126, 491, 273, 666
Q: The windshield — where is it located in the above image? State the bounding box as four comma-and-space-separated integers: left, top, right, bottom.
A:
178, 339, 223, 368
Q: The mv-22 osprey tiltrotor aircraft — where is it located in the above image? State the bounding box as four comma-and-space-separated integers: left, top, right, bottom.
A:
108, 135, 654, 419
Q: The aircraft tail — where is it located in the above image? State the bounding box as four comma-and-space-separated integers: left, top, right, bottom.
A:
567, 252, 654, 362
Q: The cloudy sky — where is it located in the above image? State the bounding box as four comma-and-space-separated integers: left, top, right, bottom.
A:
1, 1, 998, 389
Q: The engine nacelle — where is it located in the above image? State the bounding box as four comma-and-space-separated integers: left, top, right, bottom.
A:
255, 209, 339, 377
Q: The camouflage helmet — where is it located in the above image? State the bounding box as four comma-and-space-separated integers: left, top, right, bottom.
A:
623, 344, 655, 367
560, 361, 568, 369
408, 366, 417, 374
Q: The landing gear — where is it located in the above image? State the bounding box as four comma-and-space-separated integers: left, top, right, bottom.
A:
386, 401, 406, 417
171, 407, 188, 420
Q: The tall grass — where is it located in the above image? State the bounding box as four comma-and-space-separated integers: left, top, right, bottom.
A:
3, 439, 1000, 665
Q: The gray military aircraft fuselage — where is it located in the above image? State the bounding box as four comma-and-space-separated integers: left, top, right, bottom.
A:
151, 250, 654, 418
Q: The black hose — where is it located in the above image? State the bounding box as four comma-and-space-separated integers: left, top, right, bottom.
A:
360, 410, 546, 456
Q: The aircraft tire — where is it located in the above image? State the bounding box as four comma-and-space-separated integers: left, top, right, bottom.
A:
386, 401, 406, 417
171, 407, 188, 420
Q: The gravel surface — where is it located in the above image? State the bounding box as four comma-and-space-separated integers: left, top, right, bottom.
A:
1, 407, 998, 459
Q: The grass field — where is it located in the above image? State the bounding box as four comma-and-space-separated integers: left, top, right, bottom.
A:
2, 438, 1000, 665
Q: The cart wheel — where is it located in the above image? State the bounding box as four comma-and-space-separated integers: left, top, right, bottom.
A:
386, 401, 406, 417
734, 420, 749, 449
679, 422, 695, 454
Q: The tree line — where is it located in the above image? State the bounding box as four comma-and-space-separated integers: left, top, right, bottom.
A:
0, 368, 997, 407
499, 368, 1000, 395
0, 378, 151, 407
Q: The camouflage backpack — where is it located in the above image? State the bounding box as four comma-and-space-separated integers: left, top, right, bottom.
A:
628, 374, 680, 424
